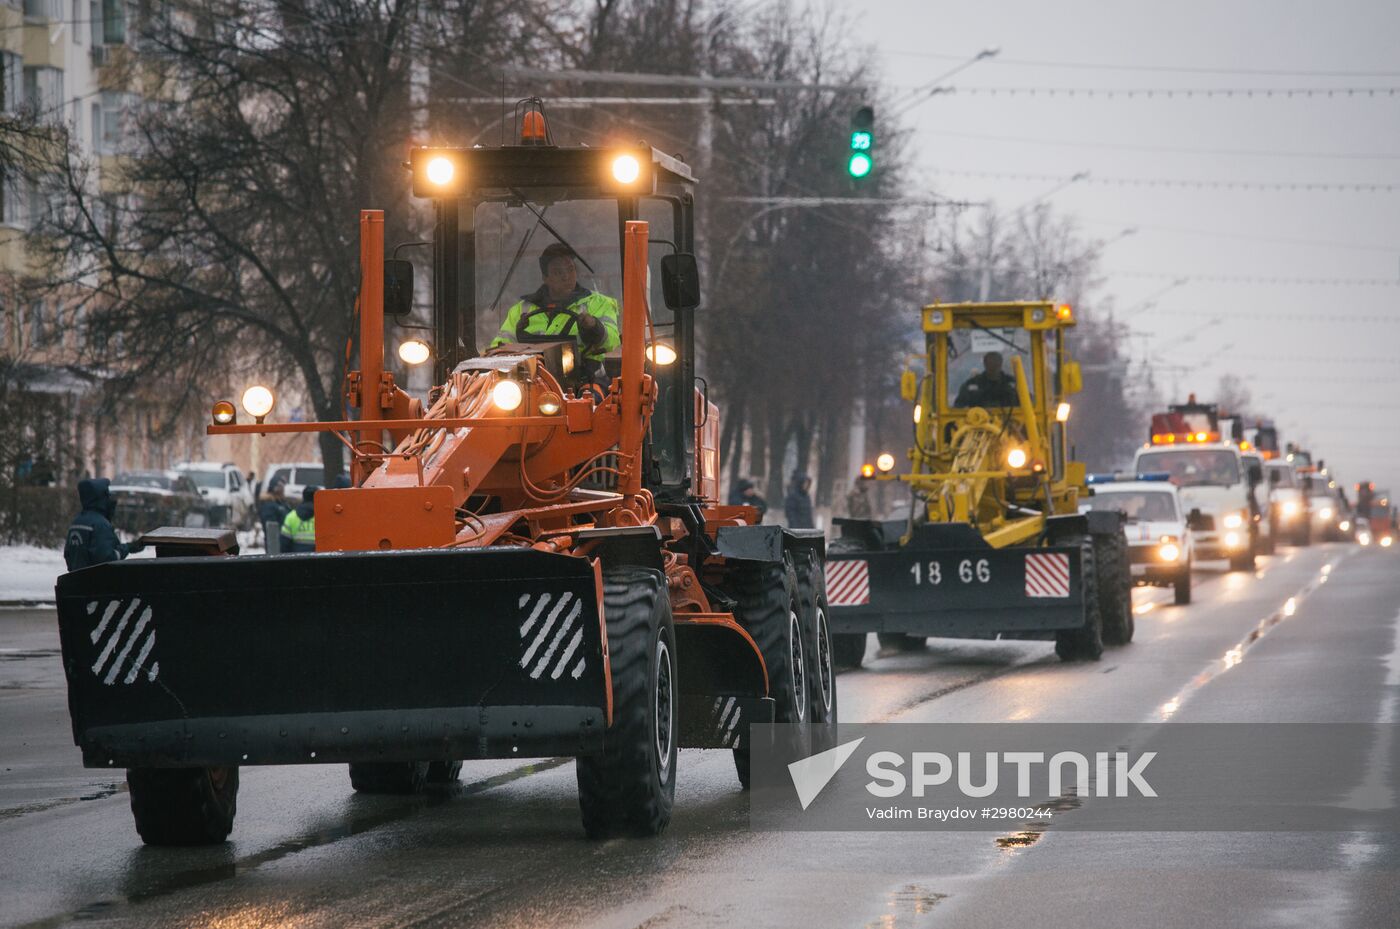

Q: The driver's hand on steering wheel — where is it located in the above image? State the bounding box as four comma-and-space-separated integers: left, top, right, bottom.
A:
576, 310, 604, 345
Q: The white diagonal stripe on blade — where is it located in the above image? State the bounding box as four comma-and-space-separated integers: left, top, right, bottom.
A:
570, 656, 585, 679
549, 626, 585, 680
520, 592, 572, 668
519, 593, 553, 637
92, 599, 139, 675
122, 632, 156, 685
90, 599, 121, 645
532, 599, 582, 679
105, 607, 152, 685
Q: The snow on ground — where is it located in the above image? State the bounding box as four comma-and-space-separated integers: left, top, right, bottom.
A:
1, 530, 265, 603
0, 546, 67, 603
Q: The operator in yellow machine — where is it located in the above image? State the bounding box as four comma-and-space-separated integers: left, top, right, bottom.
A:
491, 242, 621, 363
955, 351, 1021, 408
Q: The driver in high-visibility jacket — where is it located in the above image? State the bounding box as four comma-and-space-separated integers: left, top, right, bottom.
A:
491, 243, 621, 363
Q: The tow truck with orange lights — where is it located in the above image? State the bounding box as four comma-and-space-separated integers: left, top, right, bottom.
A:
825, 300, 1133, 669
1133, 400, 1263, 571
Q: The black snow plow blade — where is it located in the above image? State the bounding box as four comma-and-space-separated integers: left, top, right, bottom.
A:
825, 541, 1086, 639
55, 548, 609, 768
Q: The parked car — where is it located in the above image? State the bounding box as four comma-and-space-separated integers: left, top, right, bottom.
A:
175, 461, 255, 528
261, 462, 328, 501
109, 470, 213, 534
1083, 474, 1194, 605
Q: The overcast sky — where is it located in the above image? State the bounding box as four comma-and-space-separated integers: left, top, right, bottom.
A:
839, 0, 1400, 492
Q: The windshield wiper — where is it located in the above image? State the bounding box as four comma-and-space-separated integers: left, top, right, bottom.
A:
509, 188, 596, 275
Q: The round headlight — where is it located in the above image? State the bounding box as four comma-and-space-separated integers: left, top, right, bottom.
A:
1319, 506, 1334, 520
860, 463, 876, 479
241, 385, 275, 420
1006, 447, 1028, 469
1031, 308, 1046, 323
211, 400, 236, 425
913, 403, 922, 424
1159, 542, 1181, 562
1282, 500, 1299, 516
646, 342, 677, 366
1223, 512, 1244, 529
1382, 536, 1394, 548
929, 310, 945, 325
876, 453, 896, 473
538, 393, 562, 416
492, 379, 523, 412
426, 156, 454, 186
398, 339, 431, 365
611, 154, 641, 184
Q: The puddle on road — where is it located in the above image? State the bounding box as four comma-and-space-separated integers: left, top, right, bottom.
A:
0, 782, 124, 821
865, 884, 949, 929
992, 791, 1082, 853
15, 758, 573, 929
0, 648, 62, 661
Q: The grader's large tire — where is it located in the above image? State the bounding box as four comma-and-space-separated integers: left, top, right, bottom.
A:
426, 760, 463, 784
1097, 532, 1135, 646
730, 559, 810, 790
128, 766, 239, 846
827, 538, 869, 670
349, 761, 430, 795
794, 550, 839, 755
577, 567, 676, 838
1055, 538, 1104, 662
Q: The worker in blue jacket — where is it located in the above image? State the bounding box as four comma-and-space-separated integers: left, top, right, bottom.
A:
63, 478, 142, 570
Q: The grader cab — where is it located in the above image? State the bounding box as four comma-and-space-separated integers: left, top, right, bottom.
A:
826, 301, 1133, 668
53, 106, 834, 846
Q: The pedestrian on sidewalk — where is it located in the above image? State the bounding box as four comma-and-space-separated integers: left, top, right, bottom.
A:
63, 478, 143, 571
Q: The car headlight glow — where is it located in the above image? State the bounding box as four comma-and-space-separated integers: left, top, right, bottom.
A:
1223, 512, 1244, 530
492, 378, 523, 412
1340, 519, 1352, 532
1223, 530, 1242, 549
876, 452, 896, 473
1282, 500, 1300, 516
1382, 536, 1394, 548
1159, 540, 1181, 562
1006, 447, 1028, 469
241, 385, 275, 421
425, 156, 455, 186
1319, 506, 1334, 520
611, 154, 641, 184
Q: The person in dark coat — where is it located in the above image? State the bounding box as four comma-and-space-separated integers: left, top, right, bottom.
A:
63, 478, 142, 571
784, 472, 815, 529
257, 477, 291, 525
728, 477, 768, 522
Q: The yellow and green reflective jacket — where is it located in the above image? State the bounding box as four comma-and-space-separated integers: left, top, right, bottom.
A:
491, 286, 621, 362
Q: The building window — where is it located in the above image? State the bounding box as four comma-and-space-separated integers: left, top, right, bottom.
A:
29, 300, 46, 347
0, 171, 26, 228
24, 0, 63, 20
89, 0, 101, 45
101, 0, 125, 44
95, 90, 135, 155
0, 52, 19, 115
72, 0, 83, 44
24, 66, 65, 115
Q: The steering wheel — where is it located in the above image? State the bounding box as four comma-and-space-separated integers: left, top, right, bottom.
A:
518, 307, 584, 341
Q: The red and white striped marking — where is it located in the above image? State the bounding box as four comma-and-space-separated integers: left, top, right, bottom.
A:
1024, 552, 1072, 598
826, 560, 871, 606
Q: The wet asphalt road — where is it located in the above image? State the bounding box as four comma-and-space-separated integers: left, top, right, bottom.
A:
3, 543, 1398, 929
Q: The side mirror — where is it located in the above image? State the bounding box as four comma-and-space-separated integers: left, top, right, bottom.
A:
900, 369, 917, 402
1186, 508, 1207, 531
384, 259, 414, 317
1060, 360, 1083, 396
661, 253, 700, 310
1248, 463, 1263, 485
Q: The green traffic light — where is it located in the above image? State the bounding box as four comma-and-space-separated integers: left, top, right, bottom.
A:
847, 151, 873, 178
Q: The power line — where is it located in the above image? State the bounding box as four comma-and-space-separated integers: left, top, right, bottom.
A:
934, 167, 1400, 194
927, 84, 1400, 100
1114, 270, 1400, 287
883, 48, 1400, 80
1166, 309, 1400, 323
1081, 218, 1399, 255
921, 128, 1400, 162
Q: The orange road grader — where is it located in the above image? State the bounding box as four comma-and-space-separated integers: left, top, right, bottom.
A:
54, 109, 835, 845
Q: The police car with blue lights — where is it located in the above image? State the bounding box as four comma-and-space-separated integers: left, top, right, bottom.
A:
1082, 473, 1194, 605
